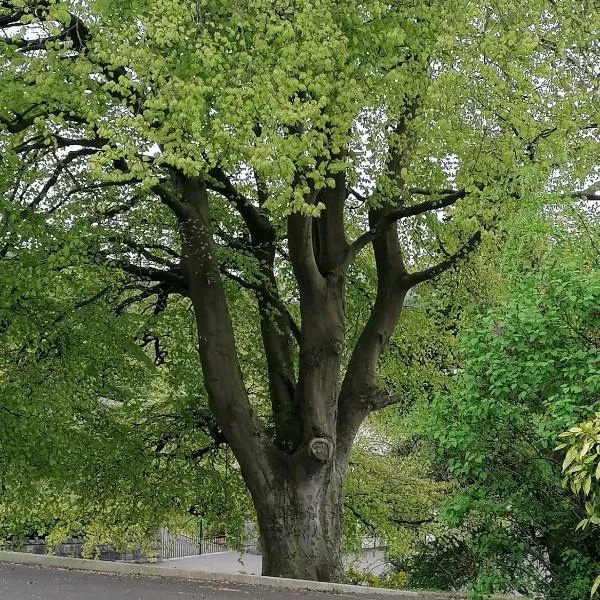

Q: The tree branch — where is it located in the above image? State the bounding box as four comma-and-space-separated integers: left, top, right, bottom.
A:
99, 197, 139, 220
15, 134, 107, 155
115, 283, 170, 314
403, 230, 482, 288
0, 107, 41, 134
151, 182, 193, 220
103, 233, 179, 268
220, 267, 301, 345
176, 174, 273, 495
571, 182, 600, 201
103, 256, 187, 290
29, 148, 99, 208
207, 167, 273, 239
311, 157, 348, 274
287, 184, 325, 296
345, 189, 466, 266
206, 166, 300, 447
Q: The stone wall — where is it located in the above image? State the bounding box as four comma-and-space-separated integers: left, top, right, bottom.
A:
0, 538, 155, 562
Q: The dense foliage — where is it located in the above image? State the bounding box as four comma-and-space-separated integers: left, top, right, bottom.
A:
428, 214, 600, 598
2, 0, 600, 588
0, 237, 253, 550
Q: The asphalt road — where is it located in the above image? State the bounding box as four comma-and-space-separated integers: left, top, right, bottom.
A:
0, 562, 446, 600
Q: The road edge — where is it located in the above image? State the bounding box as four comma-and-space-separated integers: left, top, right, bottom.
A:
0, 551, 513, 599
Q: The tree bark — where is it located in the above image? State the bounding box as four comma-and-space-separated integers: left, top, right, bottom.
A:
254, 453, 346, 582
176, 174, 273, 501
172, 171, 350, 582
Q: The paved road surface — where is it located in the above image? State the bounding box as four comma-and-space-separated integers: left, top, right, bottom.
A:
0, 562, 446, 600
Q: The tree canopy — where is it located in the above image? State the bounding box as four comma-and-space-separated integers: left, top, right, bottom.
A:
2, 0, 600, 585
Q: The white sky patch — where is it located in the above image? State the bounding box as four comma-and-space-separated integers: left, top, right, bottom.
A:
355, 425, 390, 456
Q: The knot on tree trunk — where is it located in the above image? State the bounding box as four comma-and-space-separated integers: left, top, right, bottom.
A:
308, 437, 333, 462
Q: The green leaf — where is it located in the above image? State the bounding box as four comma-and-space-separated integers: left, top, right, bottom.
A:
563, 447, 579, 471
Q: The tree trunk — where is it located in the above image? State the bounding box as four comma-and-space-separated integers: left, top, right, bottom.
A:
253, 455, 345, 582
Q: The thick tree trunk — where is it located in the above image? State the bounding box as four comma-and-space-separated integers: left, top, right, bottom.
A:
172, 172, 371, 583
253, 456, 345, 582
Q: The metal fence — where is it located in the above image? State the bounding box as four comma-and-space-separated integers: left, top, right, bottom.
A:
158, 528, 229, 559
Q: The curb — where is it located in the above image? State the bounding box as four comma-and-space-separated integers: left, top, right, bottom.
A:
0, 551, 515, 599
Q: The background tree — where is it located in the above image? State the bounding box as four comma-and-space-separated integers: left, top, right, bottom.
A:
0, 219, 252, 553
1, 0, 600, 581
428, 208, 600, 599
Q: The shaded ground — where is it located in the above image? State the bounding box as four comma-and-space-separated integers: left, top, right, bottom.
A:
0, 562, 455, 600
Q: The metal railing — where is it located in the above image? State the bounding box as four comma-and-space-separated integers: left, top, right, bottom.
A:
158, 528, 230, 559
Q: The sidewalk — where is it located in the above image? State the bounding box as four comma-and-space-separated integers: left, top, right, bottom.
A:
154, 551, 261, 575
154, 549, 388, 576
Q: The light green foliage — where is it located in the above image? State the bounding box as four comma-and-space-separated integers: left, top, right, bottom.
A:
559, 415, 600, 597
0, 212, 251, 547
343, 274, 460, 567
2, 0, 598, 207
344, 434, 448, 559
558, 415, 600, 528
346, 566, 408, 589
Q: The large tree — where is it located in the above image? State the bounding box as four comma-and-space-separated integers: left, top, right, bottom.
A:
1, 0, 599, 581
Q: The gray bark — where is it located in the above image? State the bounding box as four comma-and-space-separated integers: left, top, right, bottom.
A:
254, 453, 345, 582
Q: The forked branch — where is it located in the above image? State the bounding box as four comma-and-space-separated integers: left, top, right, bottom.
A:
345, 189, 466, 266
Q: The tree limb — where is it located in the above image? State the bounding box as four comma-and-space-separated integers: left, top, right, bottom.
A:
29, 148, 99, 208
103, 256, 187, 290
571, 182, 600, 200
403, 230, 482, 288
115, 283, 170, 314
206, 167, 299, 446
175, 174, 273, 495
345, 189, 466, 266
220, 267, 301, 345
15, 134, 107, 155
207, 167, 273, 239
152, 182, 192, 220
287, 185, 325, 296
